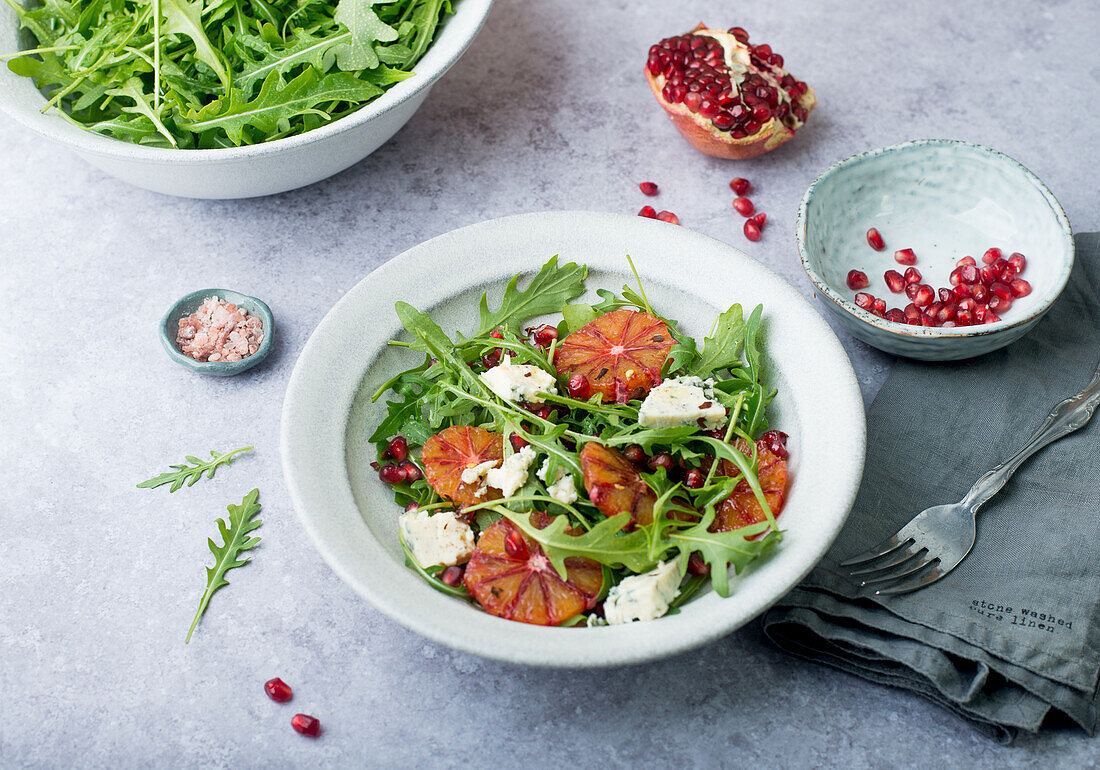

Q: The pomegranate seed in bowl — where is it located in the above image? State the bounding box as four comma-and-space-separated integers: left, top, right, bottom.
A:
884, 270, 905, 293
893, 248, 916, 265
846, 270, 869, 290
1011, 278, 1032, 297
853, 292, 874, 309
982, 247, 1002, 264
903, 267, 922, 284
866, 228, 885, 251
956, 255, 976, 267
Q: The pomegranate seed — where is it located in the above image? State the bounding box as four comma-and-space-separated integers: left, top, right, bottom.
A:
648, 452, 674, 473
623, 444, 647, 464
638, 181, 659, 196
999, 262, 1018, 281
893, 248, 916, 265
885, 308, 906, 324
913, 285, 934, 308
956, 256, 977, 267
957, 298, 977, 312
530, 323, 558, 347
1011, 278, 1032, 297
532, 405, 553, 420
955, 309, 973, 326
440, 565, 464, 587
974, 304, 990, 323
291, 714, 321, 738
853, 292, 874, 309
980, 266, 998, 285
937, 303, 957, 323
567, 374, 591, 399
905, 282, 920, 300
404, 501, 420, 512
379, 463, 406, 484
903, 303, 921, 321
504, 530, 529, 559
481, 350, 501, 369
656, 210, 680, 225
384, 436, 408, 462
687, 552, 711, 577
761, 430, 789, 459
1008, 252, 1027, 273
510, 434, 529, 452
987, 313, 1003, 324
846, 270, 869, 290
927, 301, 942, 317
990, 282, 1013, 300
729, 177, 752, 195
638, 205, 657, 219
941, 321, 957, 328
920, 313, 937, 327
971, 284, 990, 302
989, 295, 1013, 313
684, 468, 706, 488
732, 197, 755, 216
952, 284, 971, 300
489, 329, 505, 339
903, 267, 922, 284
728, 26, 749, 43
751, 212, 767, 227
743, 220, 761, 241
871, 298, 887, 315
866, 228, 885, 251
949, 267, 964, 286
960, 264, 980, 284
769, 52, 785, 68
264, 678, 293, 703
400, 461, 422, 483
938, 287, 954, 303
683, 91, 703, 112
982, 247, 1002, 265
884, 270, 905, 293
754, 43, 773, 58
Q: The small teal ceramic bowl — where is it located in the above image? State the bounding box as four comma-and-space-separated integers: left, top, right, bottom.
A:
160, 289, 274, 376
797, 140, 1074, 361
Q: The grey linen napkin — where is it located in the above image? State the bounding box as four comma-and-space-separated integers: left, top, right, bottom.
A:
762, 233, 1100, 743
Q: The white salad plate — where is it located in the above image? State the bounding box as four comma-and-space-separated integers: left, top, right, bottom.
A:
281, 211, 867, 667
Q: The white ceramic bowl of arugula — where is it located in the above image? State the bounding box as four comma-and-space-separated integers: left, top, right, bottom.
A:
0, 0, 492, 199
281, 211, 867, 668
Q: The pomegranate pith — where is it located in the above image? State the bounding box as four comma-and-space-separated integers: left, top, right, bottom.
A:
645, 25, 816, 159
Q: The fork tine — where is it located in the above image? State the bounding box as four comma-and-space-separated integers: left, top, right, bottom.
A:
858, 554, 938, 587
839, 534, 914, 568
847, 542, 923, 576
874, 562, 947, 596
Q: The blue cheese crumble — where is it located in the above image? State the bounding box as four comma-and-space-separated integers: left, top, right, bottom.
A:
479, 355, 558, 404
603, 560, 684, 624
536, 458, 578, 505
485, 445, 537, 497
398, 509, 475, 568
637, 376, 727, 430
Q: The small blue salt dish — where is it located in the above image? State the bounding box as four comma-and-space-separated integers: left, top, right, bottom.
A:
160, 289, 274, 376
796, 140, 1073, 361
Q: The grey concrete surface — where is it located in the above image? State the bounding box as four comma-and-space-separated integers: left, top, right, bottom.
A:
2, 0, 1098, 767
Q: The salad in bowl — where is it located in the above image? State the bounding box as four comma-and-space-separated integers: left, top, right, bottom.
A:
369, 256, 790, 627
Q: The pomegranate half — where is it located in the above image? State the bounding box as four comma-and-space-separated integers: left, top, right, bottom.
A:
645, 25, 817, 160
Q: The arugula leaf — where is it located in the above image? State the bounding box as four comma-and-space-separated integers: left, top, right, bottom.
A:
560, 303, 597, 335
137, 447, 253, 492
476, 256, 588, 336
234, 30, 346, 93
108, 77, 178, 146
497, 509, 656, 578
186, 489, 262, 643
694, 304, 746, 378
670, 516, 780, 597
332, 0, 398, 71
160, 0, 228, 85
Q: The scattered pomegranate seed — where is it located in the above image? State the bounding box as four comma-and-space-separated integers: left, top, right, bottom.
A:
743, 219, 761, 241
440, 565, 465, 587
623, 444, 647, 464
729, 177, 752, 195
885, 308, 906, 324
383, 436, 408, 462
761, 430, 789, 459
687, 552, 711, 577
504, 530, 529, 559
913, 285, 934, 308
639, 181, 659, 196
648, 452, 674, 472
510, 434, 529, 452
866, 228, 885, 251
656, 210, 680, 225
893, 248, 916, 265
291, 714, 321, 738
982, 247, 1002, 265
1011, 278, 1032, 297
883, 270, 905, 293
265, 678, 293, 703
379, 464, 406, 484
684, 468, 706, 488
846, 270, 869, 290
853, 292, 874, 309
903, 267, 922, 284
956, 256, 976, 267
567, 374, 591, 399
751, 212, 767, 227
530, 324, 558, 348
732, 197, 755, 216
638, 206, 657, 219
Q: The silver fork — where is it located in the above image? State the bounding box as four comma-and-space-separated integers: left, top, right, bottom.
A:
840, 361, 1100, 596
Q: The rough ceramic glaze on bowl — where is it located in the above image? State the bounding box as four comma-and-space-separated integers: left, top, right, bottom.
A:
280, 211, 867, 668
160, 289, 273, 376
0, 0, 492, 199
797, 140, 1074, 361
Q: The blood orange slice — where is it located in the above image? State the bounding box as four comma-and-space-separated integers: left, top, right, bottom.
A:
463, 516, 604, 625
710, 438, 788, 532
421, 425, 504, 505
555, 309, 674, 403
579, 442, 657, 528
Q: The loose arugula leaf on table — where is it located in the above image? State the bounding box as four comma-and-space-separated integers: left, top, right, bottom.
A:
475, 257, 588, 336
186, 489, 262, 643
137, 447, 253, 492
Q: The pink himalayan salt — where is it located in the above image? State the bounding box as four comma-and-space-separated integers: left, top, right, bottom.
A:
176, 296, 264, 363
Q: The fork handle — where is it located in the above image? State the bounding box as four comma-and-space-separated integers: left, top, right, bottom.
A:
961, 363, 1100, 512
